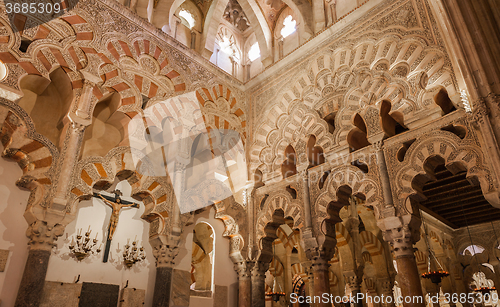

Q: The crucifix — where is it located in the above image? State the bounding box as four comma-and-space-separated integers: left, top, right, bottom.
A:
92, 189, 140, 263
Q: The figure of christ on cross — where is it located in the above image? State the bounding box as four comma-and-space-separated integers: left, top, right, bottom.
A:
92, 190, 140, 262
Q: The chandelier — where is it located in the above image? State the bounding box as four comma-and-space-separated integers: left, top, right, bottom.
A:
420, 213, 449, 285
265, 243, 285, 302
123, 238, 146, 268
69, 227, 102, 261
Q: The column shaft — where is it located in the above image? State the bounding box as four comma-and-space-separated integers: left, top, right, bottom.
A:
152, 266, 173, 307
14, 250, 51, 307
312, 259, 330, 307
239, 277, 252, 307
395, 255, 425, 307
251, 262, 267, 307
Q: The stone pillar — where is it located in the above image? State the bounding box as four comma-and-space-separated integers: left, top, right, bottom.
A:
251, 261, 269, 307
311, 257, 330, 306
379, 212, 423, 307
392, 234, 424, 307
15, 221, 64, 307
345, 274, 362, 307
379, 279, 396, 307
306, 247, 335, 307
374, 141, 394, 207
235, 261, 253, 307
472, 100, 500, 191
151, 243, 179, 307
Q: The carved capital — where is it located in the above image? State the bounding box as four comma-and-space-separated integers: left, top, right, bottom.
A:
344, 274, 361, 291
234, 261, 254, 280
251, 261, 269, 279
27, 220, 65, 251
471, 98, 489, 125
379, 278, 394, 294
383, 226, 417, 258
152, 244, 179, 268
305, 246, 335, 268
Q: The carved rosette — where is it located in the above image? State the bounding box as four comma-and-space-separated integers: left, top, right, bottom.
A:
27, 220, 65, 251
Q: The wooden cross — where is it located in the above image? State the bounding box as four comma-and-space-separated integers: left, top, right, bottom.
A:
92, 190, 140, 263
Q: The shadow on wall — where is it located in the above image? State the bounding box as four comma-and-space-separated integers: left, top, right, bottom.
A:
0, 147, 31, 307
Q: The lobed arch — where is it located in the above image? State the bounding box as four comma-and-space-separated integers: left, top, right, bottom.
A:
0, 99, 57, 214
17, 67, 75, 149
182, 179, 247, 262
97, 34, 187, 94
334, 222, 355, 271
256, 192, 304, 247
392, 131, 498, 210
315, 165, 383, 224
195, 84, 247, 141
70, 148, 170, 212
250, 102, 334, 179
251, 35, 459, 165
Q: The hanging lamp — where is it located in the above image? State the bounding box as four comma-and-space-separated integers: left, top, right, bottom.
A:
265, 242, 285, 302
420, 212, 450, 285
459, 202, 495, 294
471, 221, 499, 295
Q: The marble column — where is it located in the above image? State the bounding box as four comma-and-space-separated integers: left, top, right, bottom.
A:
345, 274, 362, 307
151, 243, 179, 307
235, 261, 253, 307
392, 239, 424, 307
472, 100, 500, 189
251, 261, 269, 307
379, 279, 396, 307
311, 257, 330, 307
152, 266, 173, 306
15, 221, 64, 307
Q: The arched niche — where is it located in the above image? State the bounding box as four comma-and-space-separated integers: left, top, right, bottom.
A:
274, 7, 299, 61
191, 221, 215, 292
17, 68, 73, 149
281, 144, 297, 179
306, 135, 325, 168
347, 113, 371, 152
174, 1, 203, 49
434, 88, 456, 115
380, 100, 408, 138
244, 32, 263, 80
210, 25, 242, 78
80, 93, 130, 158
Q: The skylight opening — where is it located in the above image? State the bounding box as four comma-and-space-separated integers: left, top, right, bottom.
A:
461, 244, 485, 256
219, 36, 233, 55
281, 15, 296, 38
179, 9, 195, 29
0, 60, 6, 81
248, 43, 260, 62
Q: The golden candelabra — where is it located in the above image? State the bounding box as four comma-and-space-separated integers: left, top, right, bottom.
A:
69, 227, 102, 261
123, 238, 146, 268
